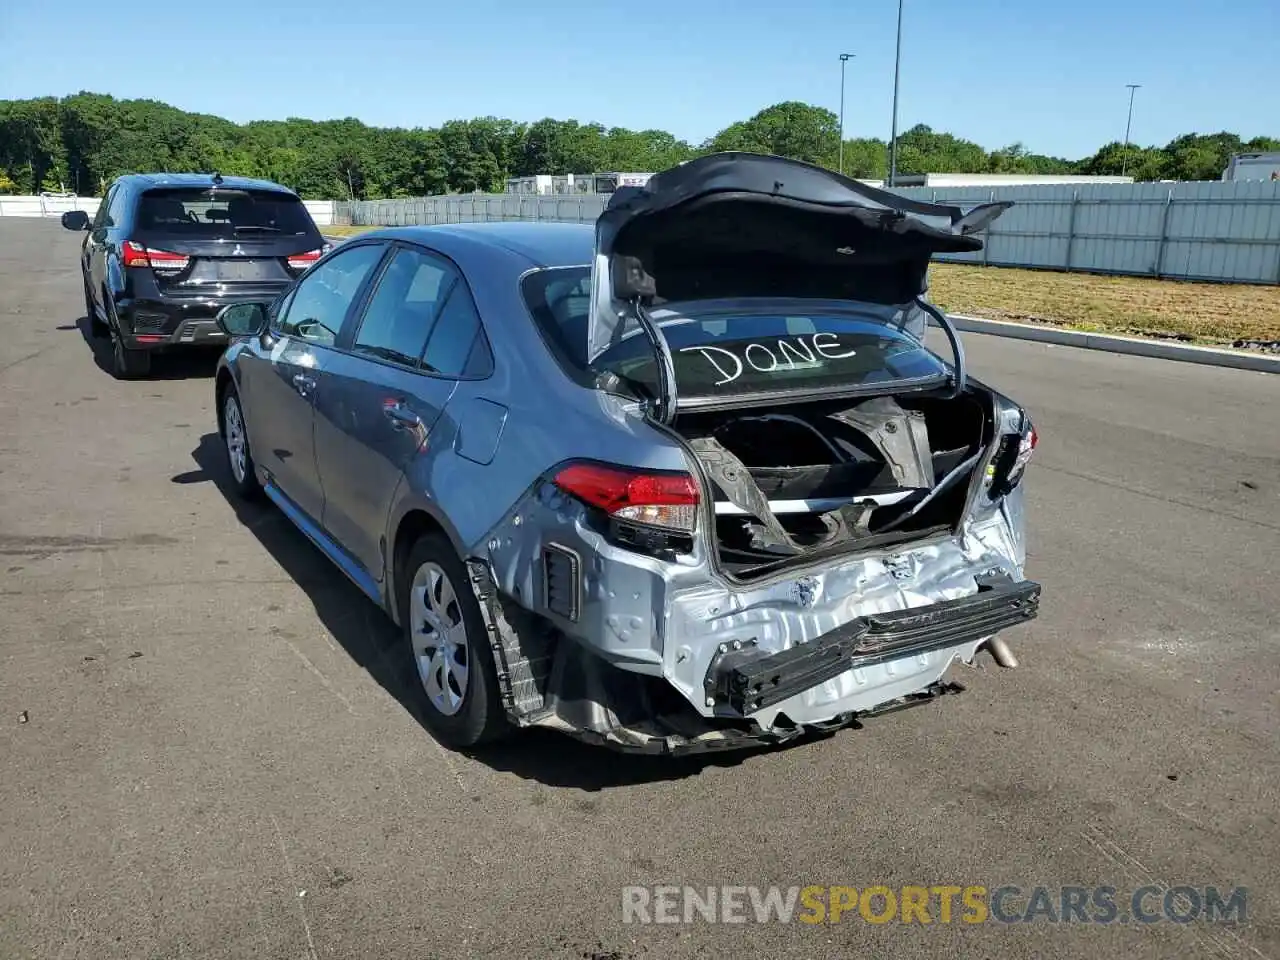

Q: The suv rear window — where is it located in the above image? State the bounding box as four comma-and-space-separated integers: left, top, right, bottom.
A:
137, 188, 317, 237
522, 266, 947, 399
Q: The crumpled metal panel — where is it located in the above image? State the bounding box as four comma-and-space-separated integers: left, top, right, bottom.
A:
828, 396, 934, 489
660, 506, 1024, 730
479, 468, 1027, 735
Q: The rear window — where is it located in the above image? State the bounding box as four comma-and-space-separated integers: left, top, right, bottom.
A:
136, 188, 318, 237
522, 267, 947, 399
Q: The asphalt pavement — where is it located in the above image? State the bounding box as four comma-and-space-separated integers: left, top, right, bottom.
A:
1, 217, 1277, 959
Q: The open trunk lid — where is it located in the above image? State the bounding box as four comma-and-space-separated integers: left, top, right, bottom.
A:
587, 152, 1011, 419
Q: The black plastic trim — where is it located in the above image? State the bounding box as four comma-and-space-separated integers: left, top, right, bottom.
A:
542, 543, 581, 622
709, 576, 1041, 713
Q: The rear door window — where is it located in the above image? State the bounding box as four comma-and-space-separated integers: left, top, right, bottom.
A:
136, 188, 318, 238
351, 247, 453, 367
423, 282, 490, 378
94, 186, 117, 230
107, 187, 128, 227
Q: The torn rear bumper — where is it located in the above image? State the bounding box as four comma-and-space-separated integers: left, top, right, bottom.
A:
470, 557, 1039, 756
529, 673, 970, 756
705, 575, 1039, 714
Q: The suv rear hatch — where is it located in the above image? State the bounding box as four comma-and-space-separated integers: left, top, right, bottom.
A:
128, 186, 327, 296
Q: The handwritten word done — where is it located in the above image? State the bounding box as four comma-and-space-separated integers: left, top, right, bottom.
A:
678, 333, 856, 386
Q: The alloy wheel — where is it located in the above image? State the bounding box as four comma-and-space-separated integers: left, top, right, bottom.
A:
224, 395, 247, 484
409, 561, 470, 716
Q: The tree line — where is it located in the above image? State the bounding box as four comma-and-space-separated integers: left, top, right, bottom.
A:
1, 93, 1276, 199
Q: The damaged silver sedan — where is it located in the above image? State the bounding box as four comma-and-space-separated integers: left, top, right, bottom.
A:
214, 152, 1040, 754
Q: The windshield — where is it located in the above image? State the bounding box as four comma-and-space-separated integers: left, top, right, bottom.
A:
137, 188, 318, 237
522, 266, 947, 400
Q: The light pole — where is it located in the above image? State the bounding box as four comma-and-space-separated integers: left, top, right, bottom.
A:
888, 0, 904, 186
1121, 83, 1141, 177
838, 53, 855, 175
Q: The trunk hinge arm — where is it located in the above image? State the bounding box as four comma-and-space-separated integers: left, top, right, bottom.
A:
915, 298, 966, 400
631, 298, 678, 425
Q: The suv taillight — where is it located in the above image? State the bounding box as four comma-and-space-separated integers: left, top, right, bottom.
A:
287, 245, 329, 271
555, 463, 699, 534
121, 241, 149, 268
122, 241, 189, 273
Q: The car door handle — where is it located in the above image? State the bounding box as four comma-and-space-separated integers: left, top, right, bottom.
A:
292, 373, 316, 397
382, 400, 422, 429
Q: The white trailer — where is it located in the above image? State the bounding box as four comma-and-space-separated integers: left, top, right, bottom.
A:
1221, 152, 1280, 181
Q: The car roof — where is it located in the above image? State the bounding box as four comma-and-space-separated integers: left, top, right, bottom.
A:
115, 173, 299, 196
361, 222, 594, 270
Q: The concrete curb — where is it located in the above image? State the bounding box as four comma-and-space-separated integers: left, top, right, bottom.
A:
948, 314, 1280, 374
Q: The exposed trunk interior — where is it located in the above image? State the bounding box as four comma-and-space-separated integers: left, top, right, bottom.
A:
674, 391, 991, 579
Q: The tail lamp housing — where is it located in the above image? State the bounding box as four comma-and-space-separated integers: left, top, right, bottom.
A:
554, 462, 700, 556
287, 245, 329, 272
122, 241, 189, 273
555, 463, 699, 532
986, 416, 1038, 499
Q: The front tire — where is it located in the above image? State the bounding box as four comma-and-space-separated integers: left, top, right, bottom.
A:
399, 533, 508, 750
221, 385, 261, 500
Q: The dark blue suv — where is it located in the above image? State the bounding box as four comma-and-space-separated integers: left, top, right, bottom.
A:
62, 173, 327, 378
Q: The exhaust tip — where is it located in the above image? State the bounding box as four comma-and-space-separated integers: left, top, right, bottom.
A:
984, 636, 1019, 669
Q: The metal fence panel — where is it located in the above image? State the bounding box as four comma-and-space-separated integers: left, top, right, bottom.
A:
897, 180, 1280, 284
334, 182, 1280, 285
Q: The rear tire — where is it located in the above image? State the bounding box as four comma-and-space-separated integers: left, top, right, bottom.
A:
399, 533, 509, 750
111, 332, 152, 379
84, 278, 108, 338
107, 297, 151, 379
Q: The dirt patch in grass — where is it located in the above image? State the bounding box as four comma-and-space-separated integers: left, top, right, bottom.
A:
928, 263, 1280, 346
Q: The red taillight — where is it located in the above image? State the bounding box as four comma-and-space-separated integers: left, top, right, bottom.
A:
121, 241, 150, 268
122, 241, 189, 273
287, 246, 327, 271
555, 463, 699, 532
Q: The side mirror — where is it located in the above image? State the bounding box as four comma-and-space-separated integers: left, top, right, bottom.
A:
215, 302, 269, 338
61, 210, 90, 232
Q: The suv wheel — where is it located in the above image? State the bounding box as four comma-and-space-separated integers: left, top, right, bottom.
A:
106, 296, 151, 379
84, 279, 108, 338
221, 385, 261, 499
111, 331, 152, 379
400, 533, 508, 750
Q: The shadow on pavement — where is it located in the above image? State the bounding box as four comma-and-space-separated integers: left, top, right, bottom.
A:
66, 314, 221, 380
179, 432, 758, 789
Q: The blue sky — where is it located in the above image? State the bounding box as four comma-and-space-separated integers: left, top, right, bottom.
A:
1, 0, 1276, 159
